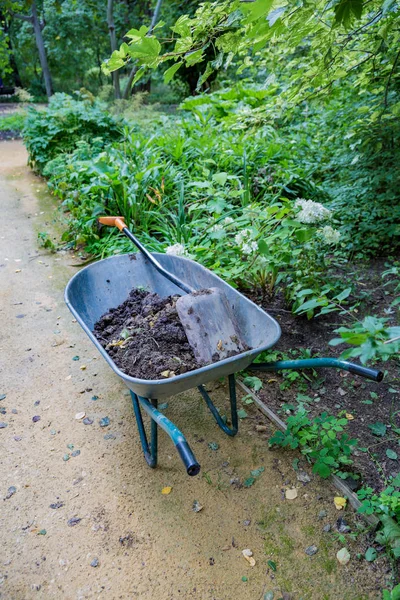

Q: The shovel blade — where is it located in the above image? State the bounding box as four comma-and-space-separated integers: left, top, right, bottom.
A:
176, 288, 246, 366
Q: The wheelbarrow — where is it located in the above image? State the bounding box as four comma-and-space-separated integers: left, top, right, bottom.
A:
65, 252, 383, 476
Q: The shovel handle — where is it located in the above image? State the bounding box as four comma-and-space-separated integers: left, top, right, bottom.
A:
98, 216, 194, 294
98, 216, 126, 231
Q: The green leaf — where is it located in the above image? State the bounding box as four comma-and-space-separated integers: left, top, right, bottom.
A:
128, 36, 161, 64
295, 298, 326, 314
242, 376, 262, 391
334, 287, 352, 302
163, 61, 183, 84
368, 422, 387, 437
250, 466, 265, 477
267, 560, 277, 572
295, 228, 313, 243
392, 474, 400, 487
237, 409, 248, 419
212, 172, 228, 186
334, 0, 363, 25
185, 49, 204, 67
365, 547, 377, 562
243, 477, 256, 487
258, 239, 270, 255
386, 449, 398, 460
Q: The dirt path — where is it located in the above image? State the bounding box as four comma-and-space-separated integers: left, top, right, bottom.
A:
0, 141, 388, 600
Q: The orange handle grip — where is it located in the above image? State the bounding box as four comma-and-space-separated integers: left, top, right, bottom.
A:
98, 216, 126, 232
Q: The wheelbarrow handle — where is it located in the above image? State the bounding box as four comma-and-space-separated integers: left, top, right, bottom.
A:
248, 358, 384, 382
98, 216, 194, 294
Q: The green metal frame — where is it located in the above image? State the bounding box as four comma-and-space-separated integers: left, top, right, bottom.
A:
129, 358, 382, 476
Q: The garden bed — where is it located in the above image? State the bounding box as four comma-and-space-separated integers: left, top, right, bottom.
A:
243, 260, 399, 492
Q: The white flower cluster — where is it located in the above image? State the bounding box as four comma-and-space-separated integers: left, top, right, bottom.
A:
165, 243, 188, 257
210, 224, 224, 233
235, 229, 258, 256
320, 225, 341, 245
223, 217, 234, 226
295, 198, 331, 224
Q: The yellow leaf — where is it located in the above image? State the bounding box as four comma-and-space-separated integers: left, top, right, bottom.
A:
345, 413, 354, 420
334, 496, 347, 510
267, 378, 277, 383
161, 486, 172, 495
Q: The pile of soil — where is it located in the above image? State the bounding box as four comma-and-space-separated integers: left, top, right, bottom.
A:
93, 288, 201, 380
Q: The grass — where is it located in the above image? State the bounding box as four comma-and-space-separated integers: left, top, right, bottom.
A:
0, 111, 26, 132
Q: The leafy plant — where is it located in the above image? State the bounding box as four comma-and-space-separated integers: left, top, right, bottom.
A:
330, 316, 400, 364
269, 407, 358, 479
23, 93, 123, 173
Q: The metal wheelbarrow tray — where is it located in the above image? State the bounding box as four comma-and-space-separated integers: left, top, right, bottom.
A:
65, 252, 383, 476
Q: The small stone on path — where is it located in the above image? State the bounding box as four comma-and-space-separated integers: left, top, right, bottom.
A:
323, 524, 331, 532
336, 517, 351, 533
32, 415, 41, 423
4, 486, 16, 500
82, 417, 93, 425
0, 422, 8, 429
296, 471, 311, 483
90, 558, 99, 568
67, 517, 81, 527
305, 545, 318, 556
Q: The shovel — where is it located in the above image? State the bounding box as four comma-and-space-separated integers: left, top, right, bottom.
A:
98, 216, 246, 365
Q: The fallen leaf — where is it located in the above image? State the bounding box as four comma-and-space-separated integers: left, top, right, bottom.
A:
15, 269, 21, 273
255, 425, 267, 432
345, 413, 354, 420
267, 559, 277, 572
221, 545, 231, 551
65, 375, 72, 381
242, 549, 255, 566
336, 547, 350, 565
334, 496, 347, 510
337, 387, 347, 396
75, 412, 86, 420
285, 488, 298, 500
161, 486, 172, 495
80, 365, 87, 371
267, 378, 277, 383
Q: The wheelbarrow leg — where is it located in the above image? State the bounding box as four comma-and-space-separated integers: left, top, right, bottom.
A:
131, 392, 158, 468
198, 373, 238, 437
130, 391, 201, 476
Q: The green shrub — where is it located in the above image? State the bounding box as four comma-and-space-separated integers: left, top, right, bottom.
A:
23, 93, 124, 173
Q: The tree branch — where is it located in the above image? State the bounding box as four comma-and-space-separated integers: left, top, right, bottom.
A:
9, 10, 32, 22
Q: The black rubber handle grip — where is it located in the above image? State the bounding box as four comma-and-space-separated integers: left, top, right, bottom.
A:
345, 363, 384, 382
175, 441, 201, 476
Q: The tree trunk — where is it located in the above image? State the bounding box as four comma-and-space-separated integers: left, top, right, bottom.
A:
107, 0, 121, 99
122, 0, 163, 99
31, 1, 53, 98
